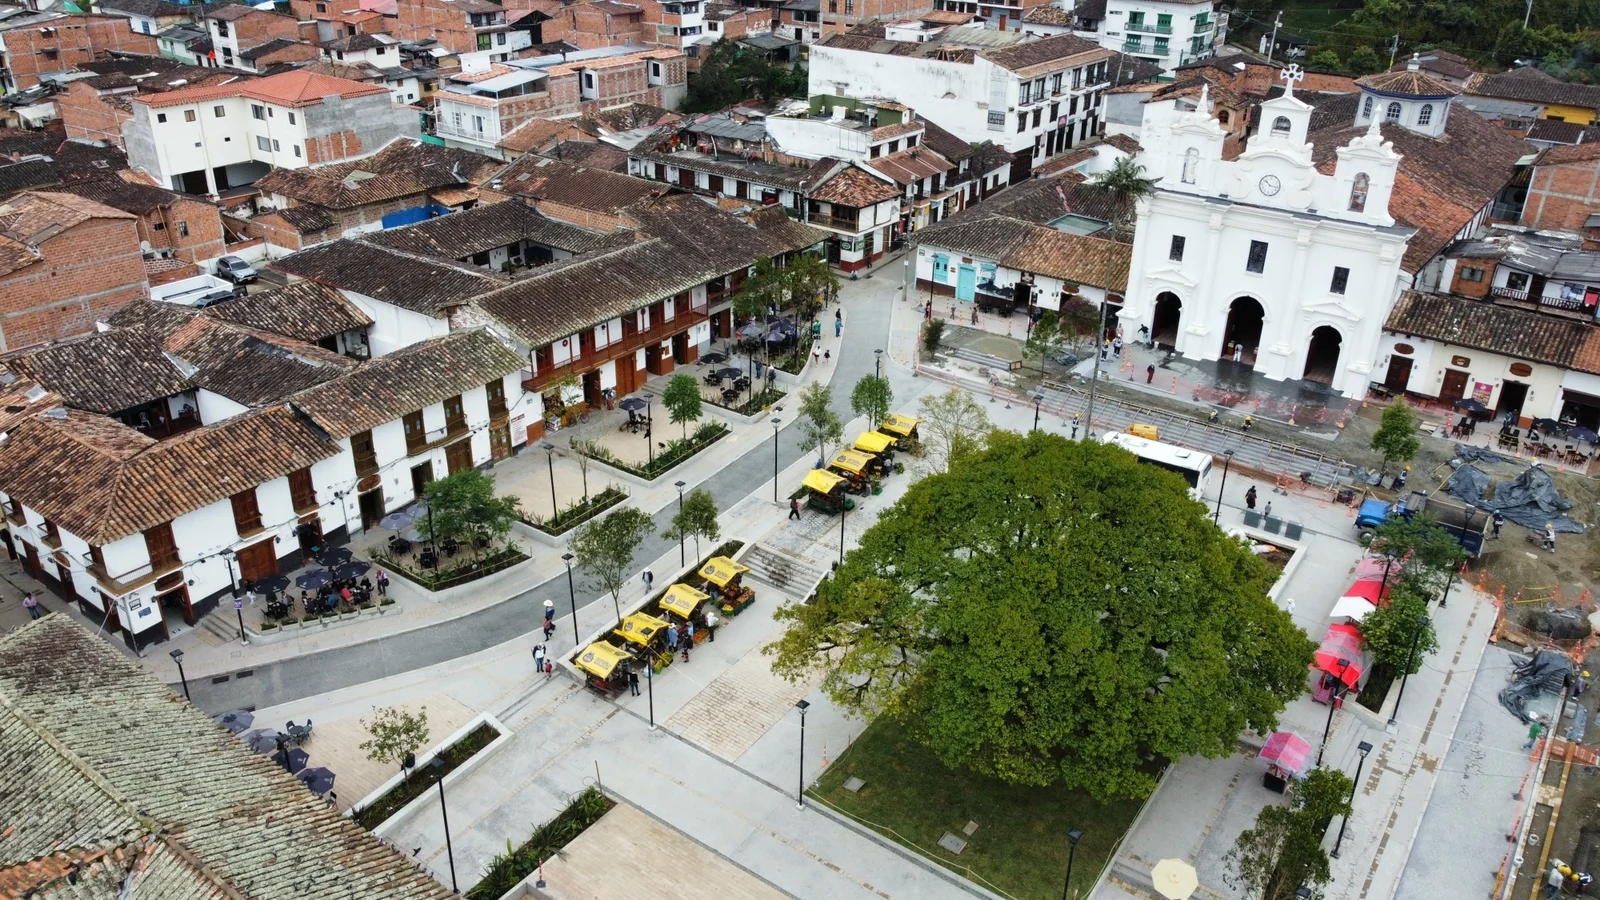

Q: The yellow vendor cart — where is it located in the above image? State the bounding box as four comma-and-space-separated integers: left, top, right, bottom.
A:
853, 430, 896, 475
802, 468, 854, 515
828, 449, 876, 494
700, 555, 754, 615
657, 582, 710, 623
574, 641, 633, 695
614, 611, 670, 653
879, 413, 921, 450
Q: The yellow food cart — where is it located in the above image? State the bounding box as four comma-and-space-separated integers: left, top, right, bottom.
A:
802, 468, 853, 514
613, 611, 670, 655
828, 449, 876, 494
879, 413, 921, 450
700, 555, 754, 614
573, 641, 633, 694
657, 582, 710, 623
853, 430, 896, 475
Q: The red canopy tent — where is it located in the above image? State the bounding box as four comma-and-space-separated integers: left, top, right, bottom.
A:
1258, 730, 1314, 777
1342, 577, 1386, 605
1314, 623, 1367, 689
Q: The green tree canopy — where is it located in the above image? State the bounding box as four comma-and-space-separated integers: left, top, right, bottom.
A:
1366, 510, 1467, 601
796, 382, 844, 464
417, 469, 519, 558
1227, 765, 1353, 900
850, 374, 893, 429
665, 488, 720, 559
662, 373, 703, 440
765, 431, 1314, 800
1022, 310, 1067, 364
1345, 46, 1384, 75
1308, 49, 1343, 72
1369, 398, 1421, 473
360, 705, 430, 777
1359, 583, 1436, 675
917, 386, 990, 473
571, 506, 655, 624
683, 40, 807, 113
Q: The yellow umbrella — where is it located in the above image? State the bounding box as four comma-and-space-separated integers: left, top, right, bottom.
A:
802, 468, 847, 494
854, 431, 895, 454
658, 583, 709, 619
829, 449, 874, 475
880, 413, 920, 438
1151, 858, 1199, 900
699, 556, 750, 588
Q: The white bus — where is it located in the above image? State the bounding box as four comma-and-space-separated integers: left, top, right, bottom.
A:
1099, 432, 1215, 500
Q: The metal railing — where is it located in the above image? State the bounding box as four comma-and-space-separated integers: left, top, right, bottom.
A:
1491, 285, 1530, 302
1125, 21, 1171, 33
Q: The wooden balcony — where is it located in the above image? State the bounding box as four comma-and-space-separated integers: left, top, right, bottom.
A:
524, 307, 709, 392
1491, 285, 1530, 302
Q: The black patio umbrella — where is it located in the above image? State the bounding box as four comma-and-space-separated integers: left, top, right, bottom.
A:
736, 322, 765, 339
700, 351, 728, 365
298, 767, 336, 795
1453, 398, 1491, 415
214, 709, 254, 734
714, 367, 742, 380
1568, 425, 1600, 443
252, 573, 290, 595
334, 560, 371, 581
1532, 417, 1566, 435
765, 330, 789, 342
272, 746, 310, 773
618, 397, 649, 412
295, 569, 334, 590
379, 509, 416, 531
242, 729, 284, 753
318, 546, 353, 567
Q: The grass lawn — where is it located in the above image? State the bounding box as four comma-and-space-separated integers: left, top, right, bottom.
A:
811, 718, 1147, 900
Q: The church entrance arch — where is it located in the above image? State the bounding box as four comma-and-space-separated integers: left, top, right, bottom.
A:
1151, 292, 1183, 348
1302, 326, 1343, 384
1222, 297, 1265, 366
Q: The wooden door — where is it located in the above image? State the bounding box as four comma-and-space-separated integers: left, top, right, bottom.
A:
411, 461, 434, 498
24, 544, 42, 581
446, 439, 473, 475
490, 424, 512, 461
236, 539, 277, 584
1383, 356, 1413, 393
359, 489, 384, 530
1439, 369, 1469, 405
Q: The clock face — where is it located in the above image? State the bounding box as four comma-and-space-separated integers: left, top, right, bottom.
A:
1258, 175, 1283, 197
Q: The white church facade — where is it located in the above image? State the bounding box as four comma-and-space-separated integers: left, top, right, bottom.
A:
1119, 66, 1442, 397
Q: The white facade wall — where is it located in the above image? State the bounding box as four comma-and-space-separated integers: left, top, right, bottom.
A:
434, 94, 502, 153
196, 388, 250, 423
1384, 335, 1567, 419
764, 116, 875, 161
1100, 0, 1219, 74
341, 291, 451, 357
130, 94, 314, 190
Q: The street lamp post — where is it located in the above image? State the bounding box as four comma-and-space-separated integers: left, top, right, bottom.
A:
1061, 828, 1084, 900
562, 552, 578, 646
902, 257, 909, 300
170, 647, 190, 700
1388, 615, 1430, 728
875, 348, 883, 379
542, 442, 557, 518
1032, 393, 1044, 431
431, 756, 458, 892
794, 698, 810, 809
646, 397, 654, 466
674, 480, 687, 566
646, 658, 656, 730
1329, 740, 1374, 859
1318, 658, 1351, 766
1214, 449, 1236, 525
839, 491, 847, 565
771, 416, 781, 503
221, 549, 246, 645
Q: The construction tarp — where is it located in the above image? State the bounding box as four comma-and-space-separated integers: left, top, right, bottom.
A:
1499, 649, 1574, 724
1446, 463, 1585, 533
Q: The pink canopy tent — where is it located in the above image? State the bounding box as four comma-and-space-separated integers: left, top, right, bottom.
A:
1342, 577, 1386, 605
1314, 623, 1367, 689
1258, 731, 1313, 777
1352, 555, 1393, 580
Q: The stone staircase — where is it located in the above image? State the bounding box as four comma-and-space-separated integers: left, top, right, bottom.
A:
741, 543, 828, 598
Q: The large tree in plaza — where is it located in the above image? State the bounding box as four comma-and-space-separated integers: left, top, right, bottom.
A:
766, 431, 1314, 800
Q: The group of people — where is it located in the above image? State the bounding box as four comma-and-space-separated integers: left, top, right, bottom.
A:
285, 571, 387, 617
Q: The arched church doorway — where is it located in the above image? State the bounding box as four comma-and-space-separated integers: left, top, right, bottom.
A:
1151, 292, 1182, 348
1302, 326, 1343, 384
1222, 297, 1265, 366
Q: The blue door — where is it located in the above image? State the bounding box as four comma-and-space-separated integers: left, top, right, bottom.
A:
956, 265, 977, 302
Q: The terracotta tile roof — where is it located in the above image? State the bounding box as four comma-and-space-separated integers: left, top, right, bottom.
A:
1072, 0, 1105, 17
970, 141, 1015, 174
168, 315, 359, 407
1355, 69, 1461, 98
1384, 289, 1590, 370
917, 213, 1037, 261
271, 239, 505, 314
809, 166, 900, 206
206, 279, 372, 342
254, 139, 499, 208
273, 203, 335, 232
920, 9, 978, 23
866, 147, 951, 185
1100, 133, 1141, 154
0, 615, 456, 898
7, 326, 191, 413
539, 140, 630, 172
1571, 326, 1600, 375
1022, 5, 1072, 25
0, 190, 134, 244
207, 3, 275, 19
0, 404, 335, 544
1465, 67, 1600, 111
1534, 141, 1600, 166
488, 155, 664, 213
1388, 50, 1477, 82
915, 117, 975, 162
1031, 146, 1096, 176
869, 121, 923, 141
1525, 118, 1596, 145
1310, 109, 1528, 273
137, 69, 391, 108
499, 116, 591, 154
291, 328, 522, 437
368, 199, 625, 260
979, 33, 1111, 77
582, 101, 680, 134
1001, 227, 1129, 291
54, 175, 185, 214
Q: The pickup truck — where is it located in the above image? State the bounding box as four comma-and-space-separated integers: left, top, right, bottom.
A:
1354, 490, 1487, 557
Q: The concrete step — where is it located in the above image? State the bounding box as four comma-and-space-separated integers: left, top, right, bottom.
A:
742, 543, 827, 597
942, 346, 1018, 372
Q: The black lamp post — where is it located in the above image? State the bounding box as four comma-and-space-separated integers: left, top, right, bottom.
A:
562, 552, 578, 646
431, 756, 458, 892
1330, 740, 1373, 859
221, 548, 246, 645
1388, 615, 1430, 728
542, 442, 557, 518
795, 698, 810, 809
1061, 827, 1083, 900
771, 416, 782, 503
646, 397, 654, 465
1318, 658, 1351, 766
1214, 449, 1235, 525
1033, 393, 1044, 432
674, 480, 687, 566
646, 657, 656, 730
839, 490, 847, 565
170, 647, 190, 700
875, 348, 883, 379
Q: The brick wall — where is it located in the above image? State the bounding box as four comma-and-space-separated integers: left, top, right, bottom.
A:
393, 0, 474, 55
304, 130, 364, 164
225, 9, 302, 50
143, 197, 227, 264
0, 218, 146, 350
562, 4, 645, 48
56, 81, 133, 147
254, 41, 320, 68
1522, 159, 1600, 233
3, 16, 159, 90
1450, 257, 1498, 299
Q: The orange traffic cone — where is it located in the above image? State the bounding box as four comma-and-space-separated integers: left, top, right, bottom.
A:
821, 745, 829, 768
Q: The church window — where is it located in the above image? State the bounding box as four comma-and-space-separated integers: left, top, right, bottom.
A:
1169, 235, 1185, 261
1362, 95, 1373, 119
1271, 116, 1291, 136
1181, 147, 1199, 184
1385, 102, 1402, 123
1330, 266, 1349, 295
1417, 103, 1433, 126
1246, 240, 1268, 274
1349, 173, 1369, 212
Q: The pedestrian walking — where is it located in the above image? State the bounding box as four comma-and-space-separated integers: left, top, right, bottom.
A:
686, 620, 695, 646
1113, 337, 1123, 357
1146, 364, 1156, 384
970, 308, 978, 325
1233, 344, 1243, 363
628, 667, 640, 696
375, 570, 389, 596
924, 301, 932, 321
679, 623, 691, 661
542, 619, 555, 641
642, 568, 654, 593
949, 302, 956, 319
533, 644, 546, 676
1545, 523, 1558, 553
789, 497, 801, 519
835, 318, 843, 337
834, 309, 841, 323
704, 608, 717, 642
1245, 486, 1257, 510
823, 349, 831, 364
1524, 717, 1545, 750
1100, 340, 1110, 361
1263, 501, 1273, 519
1492, 511, 1504, 538
1070, 413, 1080, 440
812, 346, 821, 365
665, 625, 679, 653
22, 592, 39, 620
1548, 863, 1566, 899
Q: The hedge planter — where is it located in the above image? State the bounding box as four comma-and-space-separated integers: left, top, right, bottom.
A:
572, 421, 728, 481
521, 486, 627, 537
353, 719, 502, 832
373, 546, 528, 592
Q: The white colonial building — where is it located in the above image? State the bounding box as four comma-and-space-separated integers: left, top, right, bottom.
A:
1121, 69, 1416, 396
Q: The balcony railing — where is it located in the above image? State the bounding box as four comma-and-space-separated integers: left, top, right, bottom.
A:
1125, 21, 1171, 33
808, 213, 862, 232
525, 307, 710, 392
1491, 285, 1530, 302
1121, 40, 1144, 52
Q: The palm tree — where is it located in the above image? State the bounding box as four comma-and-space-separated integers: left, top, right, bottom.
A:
1081, 156, 1157, 439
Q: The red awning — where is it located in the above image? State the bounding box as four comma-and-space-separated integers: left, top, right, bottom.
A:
1315, 623, 1366, 689
1342, 577, 1386, 605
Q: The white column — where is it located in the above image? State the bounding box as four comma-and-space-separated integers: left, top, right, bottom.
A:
1262, 226, 1314, 382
